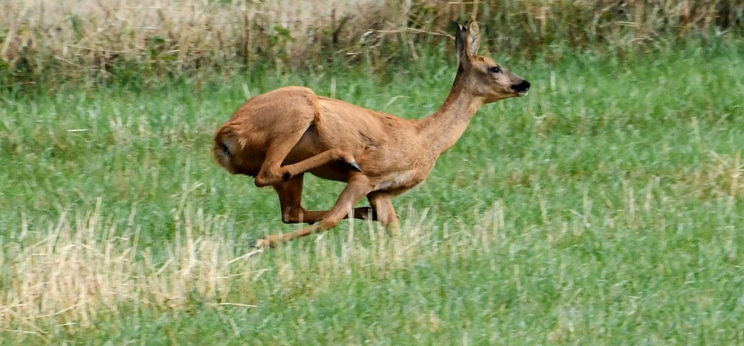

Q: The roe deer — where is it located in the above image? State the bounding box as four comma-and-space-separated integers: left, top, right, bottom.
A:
213, 22, 530, 248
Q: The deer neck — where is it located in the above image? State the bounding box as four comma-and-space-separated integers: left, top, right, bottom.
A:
417, 73, 485, 155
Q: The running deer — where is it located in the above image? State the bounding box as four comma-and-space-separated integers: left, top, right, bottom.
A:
213, 22, 530, 248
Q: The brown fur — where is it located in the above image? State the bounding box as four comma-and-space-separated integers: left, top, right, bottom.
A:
213, 22, 530, 247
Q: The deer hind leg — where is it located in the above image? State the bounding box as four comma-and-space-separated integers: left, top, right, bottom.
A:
275, 174, 376, 224
255, 130, 361, 187
256, 175, 372, 247
253, 123, 310, 187
281, 148, 362, 182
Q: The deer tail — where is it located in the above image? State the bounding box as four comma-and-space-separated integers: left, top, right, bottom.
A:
213, 129, 239, 174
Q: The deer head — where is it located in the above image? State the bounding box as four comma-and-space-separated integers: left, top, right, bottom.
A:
455, 22, 530, 103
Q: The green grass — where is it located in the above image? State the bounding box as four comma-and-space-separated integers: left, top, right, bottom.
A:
1, 39, 744, 343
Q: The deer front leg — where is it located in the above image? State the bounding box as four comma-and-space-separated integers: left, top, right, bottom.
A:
274, 174, 375, 224
274, 174, 327, 223
369, 192, 400, 235
256, 175, 372, 247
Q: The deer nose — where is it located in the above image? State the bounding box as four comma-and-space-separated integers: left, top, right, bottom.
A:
512, 80, 531, 93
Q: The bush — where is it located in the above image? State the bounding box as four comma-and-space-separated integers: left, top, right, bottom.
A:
1, 0, 742, 87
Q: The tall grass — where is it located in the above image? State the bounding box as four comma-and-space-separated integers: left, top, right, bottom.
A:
1, 0, 742, 86
1, 203, 239, 335
1, 201, 457, 339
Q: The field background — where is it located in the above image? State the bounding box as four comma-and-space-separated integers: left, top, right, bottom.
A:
2, 0, 744, 344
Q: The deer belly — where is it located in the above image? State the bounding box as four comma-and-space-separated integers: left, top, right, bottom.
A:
308, 166, 351, 182
375, 170, 418, 191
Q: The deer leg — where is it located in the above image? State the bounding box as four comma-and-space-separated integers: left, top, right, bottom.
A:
254, 124, 312, 187
274, 174, 375, 224
274, 174, 325, 223
280, 148, 361, 181
256, 135, 361, 187
369, 192, 400, 235
255, 175, 372, 247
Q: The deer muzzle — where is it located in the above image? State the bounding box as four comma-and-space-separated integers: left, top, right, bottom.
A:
511, 80, 531, 96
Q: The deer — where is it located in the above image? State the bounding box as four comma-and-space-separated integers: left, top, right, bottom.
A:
213, 22, 530, 248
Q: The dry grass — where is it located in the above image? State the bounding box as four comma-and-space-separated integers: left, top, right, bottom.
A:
1, 0, 741, 85
1, 201, 238, 336
689, 151, 744, 198
0, 0, 389, 81
0, 200, 479, 337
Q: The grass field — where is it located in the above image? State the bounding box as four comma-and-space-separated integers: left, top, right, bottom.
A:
1, 39, 744, 343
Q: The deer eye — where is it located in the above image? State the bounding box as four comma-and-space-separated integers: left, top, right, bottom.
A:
489, 66, 501, 74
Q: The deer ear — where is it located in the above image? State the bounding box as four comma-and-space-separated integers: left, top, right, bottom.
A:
467, 21, 480, 56
456, 22, 480, 65
455, 24, 470, 64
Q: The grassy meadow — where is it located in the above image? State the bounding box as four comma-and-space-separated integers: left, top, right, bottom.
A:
2, 36, 744, 343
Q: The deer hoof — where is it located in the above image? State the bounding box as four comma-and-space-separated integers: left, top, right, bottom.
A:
348, 161, 362, 172
251, 235, 281, 248
337, 158, 362, 172
250, 238, 270, 248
